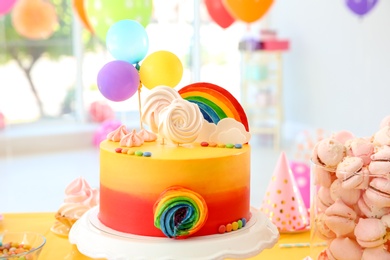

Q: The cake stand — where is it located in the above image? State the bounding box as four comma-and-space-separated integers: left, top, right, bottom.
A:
69, 206, 279, 260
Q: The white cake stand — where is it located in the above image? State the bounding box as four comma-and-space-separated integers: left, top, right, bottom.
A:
69, 206, 279, 260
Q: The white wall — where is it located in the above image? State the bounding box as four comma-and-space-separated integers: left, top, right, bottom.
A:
269, 0, 390, 139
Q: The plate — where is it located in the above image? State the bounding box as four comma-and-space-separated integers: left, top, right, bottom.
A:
51, 221, 70, 237
279, 225, 310, 234
69, 206, 280, 260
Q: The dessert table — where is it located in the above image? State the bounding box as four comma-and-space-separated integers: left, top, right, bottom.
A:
1, 212, 310, 259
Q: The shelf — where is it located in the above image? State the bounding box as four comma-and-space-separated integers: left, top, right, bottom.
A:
240, 51, 284, 150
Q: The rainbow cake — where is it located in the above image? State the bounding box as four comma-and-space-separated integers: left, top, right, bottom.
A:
98, 82, 253, 238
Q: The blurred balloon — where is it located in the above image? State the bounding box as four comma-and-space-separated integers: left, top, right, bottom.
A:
89, 101, 115, 123
0, 111, 5, 129
72, 0, 94, 33
0, 0, 17, 16
85, 0, 152, 41
205, 0, 235, 29
106, 20, 149, 64
97, 60, 140, 102
11, 0, 58, 40
139, 51, 183, 90
92, 119, 122, 147
346, 0, 378, 16
222, 0, 273, 23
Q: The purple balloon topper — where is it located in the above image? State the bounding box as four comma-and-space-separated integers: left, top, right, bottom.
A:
346, 0, 378, 16
97, 60, 140, 102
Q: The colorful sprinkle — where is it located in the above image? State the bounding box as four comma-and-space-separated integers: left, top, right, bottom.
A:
209, 142, 217, 147
218, 218, 247, 234
115, 147, 122, 153
143, 151, 152, 157
127, 150, 135, 155
121, 148, 128, 154
153, 186, 208, 239
232, 221, 239, 231
234, 144, 243, 149
135, 151, 143, 156
225, 143, 234, 148
217, 144, 226, 148
226, 223, 232, 232
238, 219, 243, 228
218, 225, 226, 234
200, 142, 209, 147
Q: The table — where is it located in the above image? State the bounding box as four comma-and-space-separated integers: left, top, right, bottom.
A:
1, 212, 311, 259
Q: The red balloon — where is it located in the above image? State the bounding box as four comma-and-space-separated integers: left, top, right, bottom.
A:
72, 0, 94, 33
204, 0, 235, 29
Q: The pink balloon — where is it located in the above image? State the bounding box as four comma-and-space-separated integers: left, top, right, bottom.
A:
89, 101, 115, 123
0, 111, 5, 129
205, 0, 235, 29
0, 0, 17, 15
93, 120, 122, 147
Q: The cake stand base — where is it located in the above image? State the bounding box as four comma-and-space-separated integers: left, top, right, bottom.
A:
69, 206, 279, 260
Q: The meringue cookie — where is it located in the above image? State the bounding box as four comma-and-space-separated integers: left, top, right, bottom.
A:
326, 237, 362, 260
324, 199, 357, 237
354, 218, 387, 248
107, 125, 129, 142
368, 146, 390, 178
365, 177, 390, 208
345, 137, 374, 166
312, 138, 345, 170
336, 156, 369, 189
330, 178, 361, 206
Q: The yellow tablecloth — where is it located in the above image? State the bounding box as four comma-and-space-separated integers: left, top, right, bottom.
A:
1, 212, 310, 259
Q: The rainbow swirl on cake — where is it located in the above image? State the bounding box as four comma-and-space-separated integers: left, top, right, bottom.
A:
179, 82, 249, 132
153, 186, 208, 239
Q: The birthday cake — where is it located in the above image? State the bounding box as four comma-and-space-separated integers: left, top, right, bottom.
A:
69, 20, 280, 258
98, 82, 253, 238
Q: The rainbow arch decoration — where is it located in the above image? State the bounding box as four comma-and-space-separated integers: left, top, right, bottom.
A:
178, 82, 249, 132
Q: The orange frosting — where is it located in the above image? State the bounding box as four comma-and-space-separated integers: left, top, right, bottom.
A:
98, 140, 251, 237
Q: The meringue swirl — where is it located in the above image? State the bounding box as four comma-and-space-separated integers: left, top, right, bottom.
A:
141, 86, 182, 134
120, 129, 144, 147
138, 129, 157, 142
64, 177, 99, 207
153, 186, 208, 239
57, 203, 91, 219
107, 125, 129, 142
59, 177, 99, 219
158, 99, 203, 144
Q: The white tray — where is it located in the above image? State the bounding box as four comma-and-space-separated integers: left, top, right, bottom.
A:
69, 206, 279, 260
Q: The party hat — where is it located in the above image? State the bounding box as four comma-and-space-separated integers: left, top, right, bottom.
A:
260, 152, 309, 232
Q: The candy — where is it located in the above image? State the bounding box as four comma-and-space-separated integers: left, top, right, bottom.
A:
226, 223, 232, 232
0, 242, 32, 258
209, 142, 217, 147
135, 151, 143, 156
226, 143, 234, 148
200, 142, 209, 147
232, 221, 239, 231
218, 225, 226, 234
234, 144, 243, 149
143, 151, 152, 157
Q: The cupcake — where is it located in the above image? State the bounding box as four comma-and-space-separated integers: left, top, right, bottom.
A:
55, 177, 99, 229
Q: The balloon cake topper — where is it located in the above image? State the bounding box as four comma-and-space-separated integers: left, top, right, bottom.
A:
97, 19, 251, 146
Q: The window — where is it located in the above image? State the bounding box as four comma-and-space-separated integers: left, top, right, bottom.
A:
0, 0, 255, 136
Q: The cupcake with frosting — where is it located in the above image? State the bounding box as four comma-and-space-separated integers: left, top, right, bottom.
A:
55, 177, 99, 229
